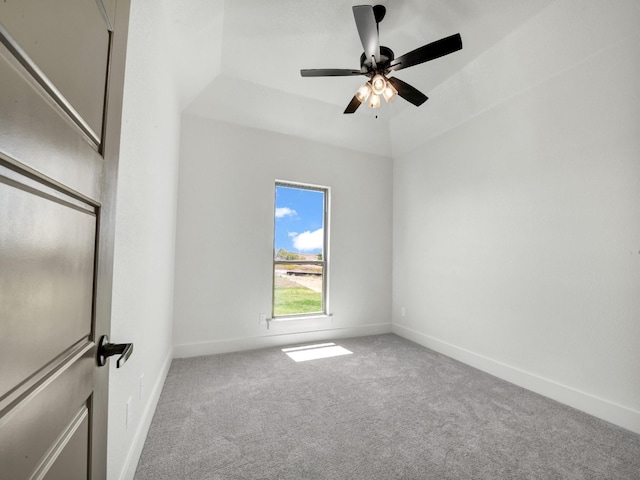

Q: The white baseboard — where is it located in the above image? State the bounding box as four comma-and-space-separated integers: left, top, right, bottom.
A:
118, 347, 174, 480
173, 323, 392, 358
392, 323, 640, 435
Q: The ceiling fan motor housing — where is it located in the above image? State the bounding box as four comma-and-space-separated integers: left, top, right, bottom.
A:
299, 4, 463, 114
360, 46, 395, 74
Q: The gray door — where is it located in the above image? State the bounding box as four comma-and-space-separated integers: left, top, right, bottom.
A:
0, 1, 130, 479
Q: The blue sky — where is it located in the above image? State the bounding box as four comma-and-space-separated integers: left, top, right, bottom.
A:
274, 185, 324, 254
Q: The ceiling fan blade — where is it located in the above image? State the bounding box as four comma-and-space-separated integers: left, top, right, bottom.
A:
344, 95, 362, 114
388, 33, 462, 72
387, 77, 428, 106
353, 5, 380, 64
300, 69, 363, 77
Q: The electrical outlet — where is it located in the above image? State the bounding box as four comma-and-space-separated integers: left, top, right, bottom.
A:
400, 307, 406, 317
126, 396, 132, 430
139, 373, 144, 400
259, 313, 267, 325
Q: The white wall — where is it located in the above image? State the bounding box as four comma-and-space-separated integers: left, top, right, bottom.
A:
106, 4, 639, 477
392, 0, 640, 434
173, 116, 393, 356
107, 0, 181, 478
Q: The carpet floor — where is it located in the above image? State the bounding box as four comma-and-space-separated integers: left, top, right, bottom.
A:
134, 334, 640, 479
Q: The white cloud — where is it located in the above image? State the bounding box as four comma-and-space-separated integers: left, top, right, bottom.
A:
287, 231, 298, 238
275, 207, 296, 218
292, 228, 323, 251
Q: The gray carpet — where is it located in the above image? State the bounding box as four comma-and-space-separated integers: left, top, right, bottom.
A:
134, 334, 640, 479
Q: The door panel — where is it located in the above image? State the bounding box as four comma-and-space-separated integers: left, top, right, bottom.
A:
0, 1, 130, 478
0, 348, 93, 479
0, 0, 111, 143
42, 411, 90, 480
0, 28, 103, 199
0, 167, 96, 399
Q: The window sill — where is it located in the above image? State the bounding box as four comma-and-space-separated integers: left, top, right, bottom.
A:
268, 313, 333, 327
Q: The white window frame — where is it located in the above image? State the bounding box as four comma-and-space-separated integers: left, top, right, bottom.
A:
272, 180, 330, 320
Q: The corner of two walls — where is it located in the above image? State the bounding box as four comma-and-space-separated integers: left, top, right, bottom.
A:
391, 0, 640, 434
107, 0, 181, 478
109, 7, 640, 480
172, 116, 393, 357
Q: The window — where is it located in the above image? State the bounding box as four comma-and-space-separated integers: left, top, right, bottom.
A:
273, 181, 329, 318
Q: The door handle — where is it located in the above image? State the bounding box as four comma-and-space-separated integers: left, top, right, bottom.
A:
97, 335, 133, 368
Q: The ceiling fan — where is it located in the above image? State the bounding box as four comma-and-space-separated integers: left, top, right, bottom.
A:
300, 5, 463, 114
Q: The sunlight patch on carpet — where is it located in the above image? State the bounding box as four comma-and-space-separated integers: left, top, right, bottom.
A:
282, 342, 353, 362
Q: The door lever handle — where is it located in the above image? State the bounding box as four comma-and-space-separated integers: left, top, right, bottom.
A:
97, 335, 133, 368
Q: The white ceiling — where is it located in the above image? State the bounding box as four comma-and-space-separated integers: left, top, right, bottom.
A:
161, 0, 556, 155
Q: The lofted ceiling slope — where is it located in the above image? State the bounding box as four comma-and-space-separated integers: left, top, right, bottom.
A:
162, 0, 556, 155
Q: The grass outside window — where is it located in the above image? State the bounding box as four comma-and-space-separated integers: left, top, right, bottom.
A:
272, 182, 329, 318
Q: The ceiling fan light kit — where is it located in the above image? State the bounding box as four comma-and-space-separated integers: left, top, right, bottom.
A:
356, 82, 372, 103
368, 93, 381, 109
300, 4, 463, 114
383, 82, 398, 103
371, 74, 386, 95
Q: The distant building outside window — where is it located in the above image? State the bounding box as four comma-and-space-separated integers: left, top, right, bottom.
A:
272, 181, 329, 318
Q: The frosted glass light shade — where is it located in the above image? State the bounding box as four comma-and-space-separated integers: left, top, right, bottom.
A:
371, 74, 386, 95
383, 82, 398, 103
355, 82, 372, 102
368, 94, 381, 108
